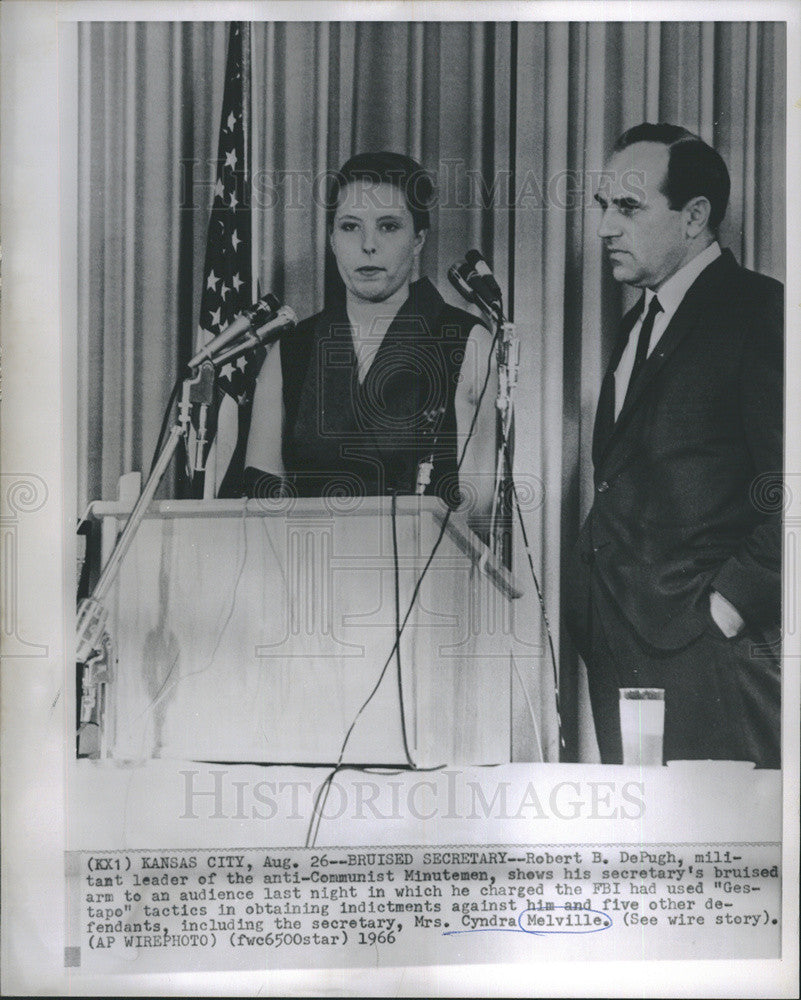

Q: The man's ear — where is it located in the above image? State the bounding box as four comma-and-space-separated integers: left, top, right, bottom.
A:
683, 196, 712, 238
414, 229, 427, 256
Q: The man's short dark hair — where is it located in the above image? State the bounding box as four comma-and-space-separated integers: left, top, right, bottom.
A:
614, 123, 731, 230
326, 151, 435, 234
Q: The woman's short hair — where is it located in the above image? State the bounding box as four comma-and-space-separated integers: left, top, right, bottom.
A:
614, 122, 731, 230
326, 151, 435, 233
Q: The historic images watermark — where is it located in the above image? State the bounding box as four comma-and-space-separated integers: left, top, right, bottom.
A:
178, 768, 646, 823
178, 160, 649, 215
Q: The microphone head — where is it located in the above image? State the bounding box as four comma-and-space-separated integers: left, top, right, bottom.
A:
252, 304, 297, 344
448, 261, 476, 304
464, 249, 484, 269
466, 249, 502, 298
250, 292, 281, 324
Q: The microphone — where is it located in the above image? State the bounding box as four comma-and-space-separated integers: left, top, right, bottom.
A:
463, 249, 503, 313
447, 261, 477, 305
188, 292, 281, 368
212, 305, 297, 367
448, 251, 504, 321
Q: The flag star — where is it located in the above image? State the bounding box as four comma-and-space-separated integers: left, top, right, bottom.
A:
220, 283, 230, 301
232, 273, 243, 291
214, 177, 225, 199
231, 230, 241, 251
206, 269, 220, 291
226, 110, 237, 131
210, 307, 222, 328
220, 362, 235, 380
236, 356, 247, 371
229, 190, 239, 211
224, 149, 238, 170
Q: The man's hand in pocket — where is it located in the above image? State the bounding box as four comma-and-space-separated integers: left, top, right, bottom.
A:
709, 590, 746, 638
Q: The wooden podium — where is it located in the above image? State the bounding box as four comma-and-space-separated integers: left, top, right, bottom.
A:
87, 496, 524, 767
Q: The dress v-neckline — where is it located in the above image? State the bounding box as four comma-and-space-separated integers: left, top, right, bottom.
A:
345, 294, 407, 385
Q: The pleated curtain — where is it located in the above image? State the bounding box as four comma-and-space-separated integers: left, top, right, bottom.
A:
74, 19, 785, 761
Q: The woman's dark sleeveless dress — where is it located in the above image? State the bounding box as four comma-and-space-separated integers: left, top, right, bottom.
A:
275, 277, 478, 504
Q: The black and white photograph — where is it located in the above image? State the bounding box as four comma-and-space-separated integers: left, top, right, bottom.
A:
1, 1, 799, 996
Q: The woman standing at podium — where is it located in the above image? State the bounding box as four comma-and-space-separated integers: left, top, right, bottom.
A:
243, 152, 498, 537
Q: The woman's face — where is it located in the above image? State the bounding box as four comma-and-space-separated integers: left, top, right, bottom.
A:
330, 179, 426, 303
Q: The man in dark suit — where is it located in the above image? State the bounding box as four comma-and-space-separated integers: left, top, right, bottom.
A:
565, 123, 783, 767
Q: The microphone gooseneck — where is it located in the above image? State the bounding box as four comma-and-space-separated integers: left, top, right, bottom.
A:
187, 292, 282, 368
211, 305, 298, 368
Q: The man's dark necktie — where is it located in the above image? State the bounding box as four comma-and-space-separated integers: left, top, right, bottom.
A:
623, 294, 662, 408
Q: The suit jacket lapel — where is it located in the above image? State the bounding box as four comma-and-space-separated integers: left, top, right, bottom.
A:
597, 250, 735, 468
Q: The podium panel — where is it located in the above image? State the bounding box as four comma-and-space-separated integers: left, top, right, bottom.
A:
90, 497, 524, 766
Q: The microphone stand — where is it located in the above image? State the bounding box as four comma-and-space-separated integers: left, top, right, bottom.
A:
75, 333, 269, 751
189, 303, 295, 498
188, 361, 216, 499
448, 264, 518, 559
415, 406, 446, 497
488, 319, 518, 561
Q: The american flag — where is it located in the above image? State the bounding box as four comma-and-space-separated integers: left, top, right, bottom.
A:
195, 22, 255, 496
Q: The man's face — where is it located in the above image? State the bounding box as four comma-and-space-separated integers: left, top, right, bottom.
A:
595, 142, 687, 290
330, 180, 425, 303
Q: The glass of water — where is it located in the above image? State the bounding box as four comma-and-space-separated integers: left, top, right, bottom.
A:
619, 688, 665, 766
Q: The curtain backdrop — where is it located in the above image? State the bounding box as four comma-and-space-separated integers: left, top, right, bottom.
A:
75, 20, 786, 761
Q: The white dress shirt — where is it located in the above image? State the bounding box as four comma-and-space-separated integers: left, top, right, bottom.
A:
613, 241, 722, 418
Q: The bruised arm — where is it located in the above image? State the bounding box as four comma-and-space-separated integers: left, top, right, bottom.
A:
454, 323, 499, 537
243, 342, 286, 495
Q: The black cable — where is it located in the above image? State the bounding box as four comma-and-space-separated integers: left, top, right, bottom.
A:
304, 760, 450, 849
148, 375, 183, 476
305, 319, 501, 847
305, 766, 341, 848
502, 440, 564, 752
341, 321, 498, 750
306, 492, 418, 848
391, 492, 415, 767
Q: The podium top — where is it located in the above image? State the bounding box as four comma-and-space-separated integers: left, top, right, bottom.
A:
89, 495, 524, 599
